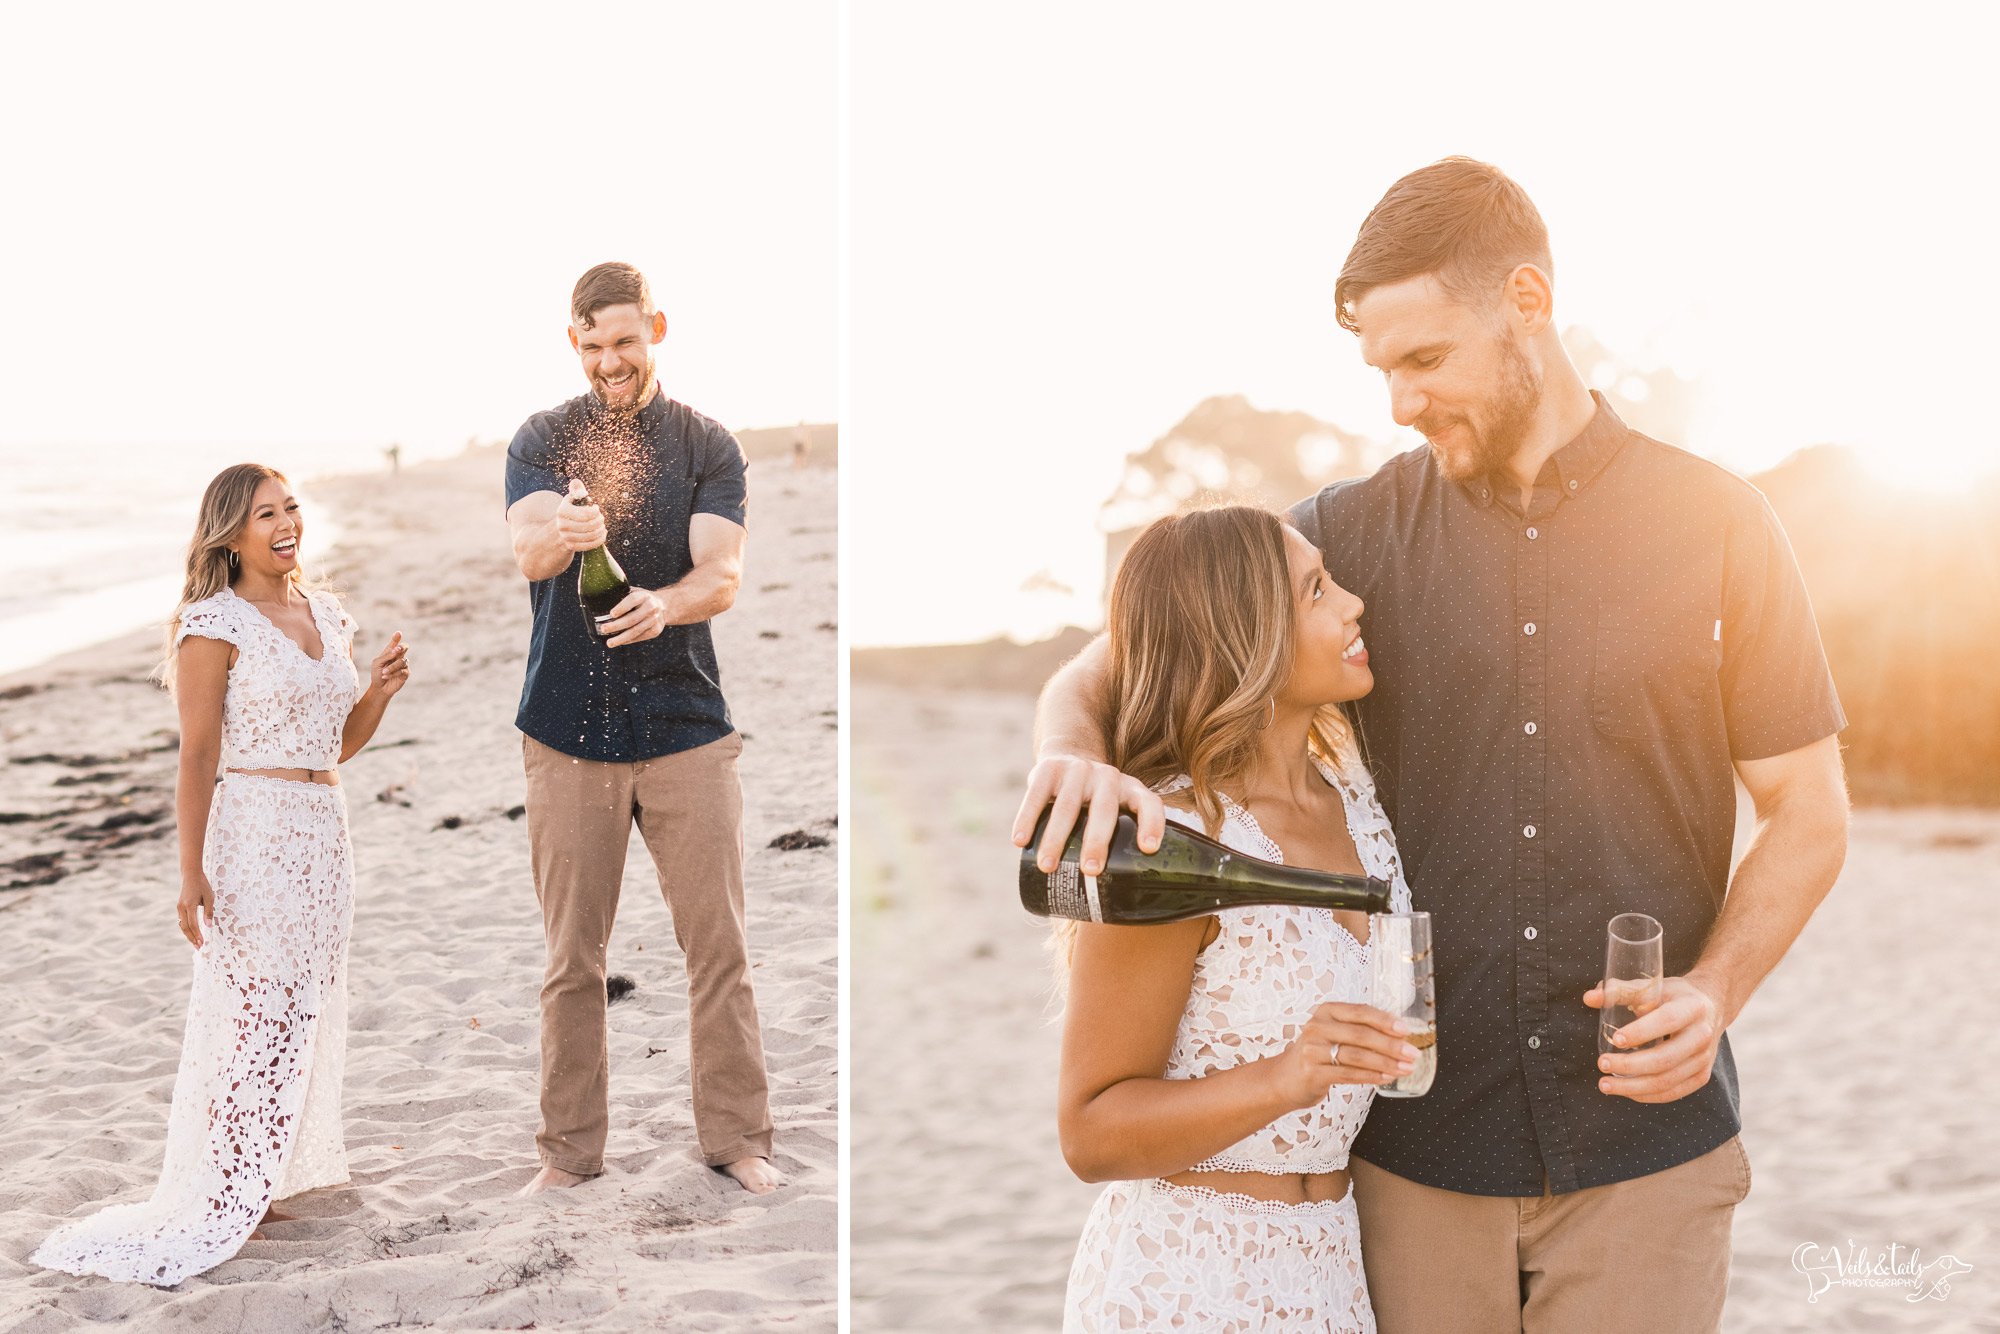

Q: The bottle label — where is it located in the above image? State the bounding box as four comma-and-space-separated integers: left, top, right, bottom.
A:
1046, 862, 1102, 923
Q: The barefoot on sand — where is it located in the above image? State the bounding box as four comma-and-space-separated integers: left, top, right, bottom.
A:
247, 1204, 295, 1241
515, 1165, 595, 1198
719, 1157, 785, 1195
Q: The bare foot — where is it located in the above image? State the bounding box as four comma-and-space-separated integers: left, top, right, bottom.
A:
247, 1204, 294, 1241
516, 1165, 594, 1198
718, 1156, 785, 1195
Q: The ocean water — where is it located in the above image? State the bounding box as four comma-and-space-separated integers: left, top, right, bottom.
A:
0, 441, 408, 677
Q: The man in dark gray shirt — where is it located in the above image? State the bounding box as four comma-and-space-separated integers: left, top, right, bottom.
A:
506, 262, 780, 1199
1019, 159, 1849, 1330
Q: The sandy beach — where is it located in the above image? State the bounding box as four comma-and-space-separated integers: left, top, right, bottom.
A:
0, 445, 838, 1331
850, 676, 2000, 1333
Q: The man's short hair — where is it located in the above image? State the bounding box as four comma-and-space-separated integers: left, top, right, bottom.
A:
571, 262, 653, 330
1335, 158, 1552, 333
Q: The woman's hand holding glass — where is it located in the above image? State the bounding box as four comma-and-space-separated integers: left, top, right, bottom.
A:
1273, 1002, 1420, 1110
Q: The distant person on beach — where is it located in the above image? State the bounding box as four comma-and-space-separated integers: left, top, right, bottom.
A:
32, 463, 410, 1286
791, 424, 810, 469
503, 261, 781, 1197
1018, 159, 1850, 1330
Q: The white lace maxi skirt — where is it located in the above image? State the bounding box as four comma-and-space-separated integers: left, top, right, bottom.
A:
32, 774, 354, 1287
1063, 1178, 1376, 1332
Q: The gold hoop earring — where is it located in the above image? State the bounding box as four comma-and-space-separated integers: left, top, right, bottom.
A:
227, 549, 238, 570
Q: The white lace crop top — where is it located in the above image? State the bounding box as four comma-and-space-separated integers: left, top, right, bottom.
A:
174, 586, 363, 771
1160, 752, 1414, 1176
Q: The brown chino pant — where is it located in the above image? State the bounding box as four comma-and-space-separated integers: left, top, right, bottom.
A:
1351, 1136, 1751, 1333
522, 731, 773, 1175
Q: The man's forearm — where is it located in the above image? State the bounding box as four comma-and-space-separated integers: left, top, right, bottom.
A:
510, 494, 575, 582
1015, 632, 1168, 863
1034, 633, 1113, 761
657, 559, 741, 626
518, 531, 571, 582
1689, 791, 1848, 1028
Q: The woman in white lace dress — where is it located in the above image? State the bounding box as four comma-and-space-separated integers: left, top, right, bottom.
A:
32, 464, 410, 1287
1052, 506, 1418, 1332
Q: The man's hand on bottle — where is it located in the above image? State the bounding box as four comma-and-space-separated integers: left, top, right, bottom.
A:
556, 479, 608, 552
600, 588, 669, 647
1011, 756, 1166, 877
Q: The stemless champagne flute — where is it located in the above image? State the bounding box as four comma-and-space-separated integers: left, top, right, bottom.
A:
1599, 912, 1665, 1063
1369, 910, 1436, 1097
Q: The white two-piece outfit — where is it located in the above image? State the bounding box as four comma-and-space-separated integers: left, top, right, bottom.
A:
34, 586, 362, 1287
1062, 753, 1413, 1333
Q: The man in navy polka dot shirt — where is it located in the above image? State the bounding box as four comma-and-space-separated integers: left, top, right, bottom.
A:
1018, 158, 1849, 1331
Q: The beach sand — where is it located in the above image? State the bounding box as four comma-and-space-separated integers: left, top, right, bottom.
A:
850, 678, 2000, 1333
0, 445, 838, 1332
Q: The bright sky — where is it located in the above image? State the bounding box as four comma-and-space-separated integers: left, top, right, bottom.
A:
849, 2, 1996, 646
0, 2, 836, 459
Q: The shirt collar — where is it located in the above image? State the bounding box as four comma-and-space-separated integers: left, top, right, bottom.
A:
636, 377, 669, 425
1464, 390, 1628, 508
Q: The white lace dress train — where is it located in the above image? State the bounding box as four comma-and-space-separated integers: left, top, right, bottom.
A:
32, 586, 361, 1287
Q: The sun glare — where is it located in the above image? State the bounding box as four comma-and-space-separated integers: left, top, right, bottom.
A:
1853, 445, 1999, 502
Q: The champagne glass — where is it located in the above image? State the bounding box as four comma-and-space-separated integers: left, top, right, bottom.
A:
1599, 913, 1664, 1063
1369, 911, 1436, 1097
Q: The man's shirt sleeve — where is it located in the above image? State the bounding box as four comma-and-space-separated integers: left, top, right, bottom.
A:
1286, 491, 1324, 548
1718, 492, 1848, 760
694, 423, 749, 528
505, 418, 565, 511
1288, 477, 1371, 590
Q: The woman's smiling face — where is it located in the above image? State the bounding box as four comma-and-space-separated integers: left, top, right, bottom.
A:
231, 477, 302, 578
1277, 524, 1371, 709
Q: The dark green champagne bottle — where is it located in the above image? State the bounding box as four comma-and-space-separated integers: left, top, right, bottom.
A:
570, 485, 631, 635
1021, 808, 1392, 924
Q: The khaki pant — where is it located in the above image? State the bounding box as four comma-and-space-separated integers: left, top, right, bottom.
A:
1351, 1137, 1751, 1333
522, 731, 773, 1174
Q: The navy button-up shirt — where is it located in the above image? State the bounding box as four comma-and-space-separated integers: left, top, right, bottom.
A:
505, 388, 747, 763
1290, 394, 1845, 1195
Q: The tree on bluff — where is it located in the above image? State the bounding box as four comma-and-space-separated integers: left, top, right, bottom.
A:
1097, 396, 1392, 584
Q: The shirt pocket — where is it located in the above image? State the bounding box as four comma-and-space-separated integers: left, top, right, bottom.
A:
1589, 604, 1723, 742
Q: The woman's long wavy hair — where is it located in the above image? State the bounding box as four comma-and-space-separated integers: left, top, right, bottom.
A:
157, 464, 311, 693
1050, 504, 1361, 976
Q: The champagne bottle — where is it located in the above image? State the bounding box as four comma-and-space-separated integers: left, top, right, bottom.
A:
1021, 808, 1393, 924
570, 484, 631, 635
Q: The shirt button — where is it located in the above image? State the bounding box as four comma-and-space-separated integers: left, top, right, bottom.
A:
1480, 487, 1491, 501
1523, 824, 1537, 839
1526, 526, 1539, 540
1528, 1035, 1542, 1049
1524, 926, 1538, 940
1524, 721, 1538, 735
1524, 622, 1537, 636
1568, 480, 1579, 491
